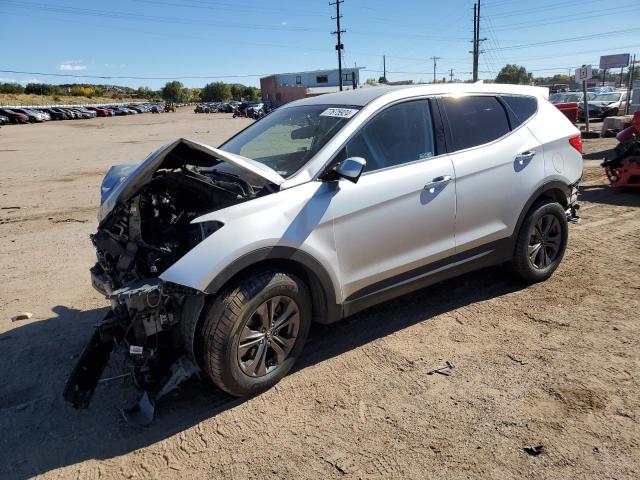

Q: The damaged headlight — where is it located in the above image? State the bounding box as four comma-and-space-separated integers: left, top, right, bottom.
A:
100, 162, 142, 204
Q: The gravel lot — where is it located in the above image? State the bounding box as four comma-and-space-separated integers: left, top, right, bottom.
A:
0, 110, 638, 479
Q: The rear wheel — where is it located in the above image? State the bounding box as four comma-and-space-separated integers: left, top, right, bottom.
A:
199, 271, 311, 397
511, 201, 568, 283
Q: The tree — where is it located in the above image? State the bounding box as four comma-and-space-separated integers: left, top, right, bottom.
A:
495, 64, 529, 85
378, 76, 388, 84
137, 86, 156, 99
242, 86, 260, 100
186, 88, 201, 102
24, 83, 58, 95
0, 82, 25, 94
70, 85, 95, 97
161, 81, 185, 101
230, 84, 244, 100
201, 82, 232, 102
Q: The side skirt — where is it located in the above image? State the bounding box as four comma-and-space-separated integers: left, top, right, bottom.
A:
341, 238, 513, 318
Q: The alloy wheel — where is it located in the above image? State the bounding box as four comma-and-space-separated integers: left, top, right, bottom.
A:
237, 296, 300, 377
528, 214, 562, 269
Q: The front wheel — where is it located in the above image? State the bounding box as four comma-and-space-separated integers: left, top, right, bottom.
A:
199, 271, 312, 397
510, 201, 568, 283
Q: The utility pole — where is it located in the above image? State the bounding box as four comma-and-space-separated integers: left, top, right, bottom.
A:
449, 68, 454, 83
430, 56, 441, 83
471, 1, 486, 82
626, 54, 635, 115
330, 0, 346, 91
472, 3, 478, 82
383, 55, 386, 82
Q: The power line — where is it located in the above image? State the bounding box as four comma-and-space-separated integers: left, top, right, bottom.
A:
1, 1, 469, 42
0, 69, 267, 80
485, 0, 602, 18
484, 28, 640, 52
488, 5, 636, 32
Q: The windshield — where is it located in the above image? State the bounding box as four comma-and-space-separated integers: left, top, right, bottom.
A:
593, 93, 622, 102
220, 104, 360, 178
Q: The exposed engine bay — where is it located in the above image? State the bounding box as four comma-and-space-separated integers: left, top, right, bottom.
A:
64, 139, 279, 424
92, 165, 254, 291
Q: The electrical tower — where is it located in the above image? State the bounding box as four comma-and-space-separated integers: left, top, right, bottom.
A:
330, 0, 346, 91
449, 68, 454, 83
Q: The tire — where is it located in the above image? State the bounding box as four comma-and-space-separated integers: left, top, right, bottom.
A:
199, 271, 312, 397
510, 201, 568, 283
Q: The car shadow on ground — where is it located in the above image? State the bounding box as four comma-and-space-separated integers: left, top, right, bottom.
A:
0, 266, 524, 479
580, 184, 640, 207
582, 148, 615, 161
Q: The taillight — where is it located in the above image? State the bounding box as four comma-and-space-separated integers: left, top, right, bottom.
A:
569, 134, 583, 154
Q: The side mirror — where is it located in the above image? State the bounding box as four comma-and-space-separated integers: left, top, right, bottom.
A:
335, 157, 366, 183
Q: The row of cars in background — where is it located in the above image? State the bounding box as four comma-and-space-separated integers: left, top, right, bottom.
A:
549, 87, 632, 123
0, 102, 176, 126
194, 101, 273, 119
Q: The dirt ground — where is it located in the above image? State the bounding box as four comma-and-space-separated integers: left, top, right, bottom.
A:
0, 110, 638, 479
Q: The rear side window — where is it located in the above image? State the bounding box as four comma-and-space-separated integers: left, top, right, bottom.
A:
441, 96, 510, 151
501, 95, 537, 127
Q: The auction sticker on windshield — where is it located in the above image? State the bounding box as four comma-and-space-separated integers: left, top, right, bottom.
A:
320, 107, 359, 119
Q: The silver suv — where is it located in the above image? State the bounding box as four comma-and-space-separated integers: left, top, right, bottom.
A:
65, 84, 582, 414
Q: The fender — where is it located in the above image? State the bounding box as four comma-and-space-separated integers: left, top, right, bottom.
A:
511, 180, 572, 245
204, 246, 342, 324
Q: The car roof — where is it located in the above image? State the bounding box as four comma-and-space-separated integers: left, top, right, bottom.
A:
286, 83, 549, 108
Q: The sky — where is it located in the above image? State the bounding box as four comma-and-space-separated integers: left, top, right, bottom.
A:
0, 0, 639, 89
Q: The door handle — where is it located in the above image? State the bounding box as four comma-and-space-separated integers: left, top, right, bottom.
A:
515, 150, 536, 165
424, 175, 452, 192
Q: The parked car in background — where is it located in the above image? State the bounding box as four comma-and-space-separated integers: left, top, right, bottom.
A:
549, 92, 595, 104
109, 106, 129, 116
588, 86, 614, 95
66, 107, 93, 119
10, 108, 48, 123
49, 107, 73, 119
579, 91, 630, 121
590, 91, 629, 117
65, 84, 583, 415
151, 105, 165, 113
0, 108, 29, 124
40, 108, 67, 120
0, 114, 10, 125
87, 106, 111, 117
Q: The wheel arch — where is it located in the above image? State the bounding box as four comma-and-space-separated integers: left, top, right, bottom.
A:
204, 247, 342, 325
512, 181, 570, 247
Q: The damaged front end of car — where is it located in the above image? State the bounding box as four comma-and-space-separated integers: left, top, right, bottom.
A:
63, 138, 284, 423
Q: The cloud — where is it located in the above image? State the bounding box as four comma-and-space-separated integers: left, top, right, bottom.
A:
59, 60, 87, 71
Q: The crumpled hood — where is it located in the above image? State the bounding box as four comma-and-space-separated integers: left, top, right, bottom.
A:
98, 138, 285, 223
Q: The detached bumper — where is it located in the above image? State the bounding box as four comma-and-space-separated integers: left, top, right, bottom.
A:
63, 311, 125, 408
64, 277, 205, 410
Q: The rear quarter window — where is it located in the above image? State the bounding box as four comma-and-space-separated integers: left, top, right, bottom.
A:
501, 95, 538, 127
441, 95, 510, 151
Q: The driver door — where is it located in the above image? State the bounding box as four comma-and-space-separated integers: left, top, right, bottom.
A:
328, 99, 456, 302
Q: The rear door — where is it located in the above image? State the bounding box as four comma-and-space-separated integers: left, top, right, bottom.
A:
329, 99, 456, 301
439, 94, 543, 252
